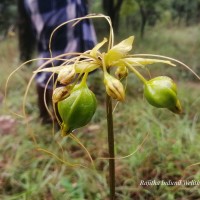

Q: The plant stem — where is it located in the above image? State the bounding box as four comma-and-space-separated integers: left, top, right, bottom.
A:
125, 62, 147, 84
106, 94, 115, 200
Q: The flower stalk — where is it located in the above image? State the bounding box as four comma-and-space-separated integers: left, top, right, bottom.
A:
106, 88, 116, 200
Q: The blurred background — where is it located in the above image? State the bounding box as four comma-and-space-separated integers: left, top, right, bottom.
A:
0, 0, 200, 199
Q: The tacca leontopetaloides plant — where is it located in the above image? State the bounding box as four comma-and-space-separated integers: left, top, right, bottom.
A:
6, 14, 200, 200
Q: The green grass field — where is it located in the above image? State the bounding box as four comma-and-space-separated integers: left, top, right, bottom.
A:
0, 24, 200, 200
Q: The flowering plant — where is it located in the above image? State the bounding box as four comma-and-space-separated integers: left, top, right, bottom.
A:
6, 14, 200, 200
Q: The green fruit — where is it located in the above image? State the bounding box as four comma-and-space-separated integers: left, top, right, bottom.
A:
144, 76, 182, 114
58, 83, 97, 134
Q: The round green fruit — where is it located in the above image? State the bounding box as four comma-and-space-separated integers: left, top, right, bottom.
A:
58, 84, 97, 134
144, 76, 182, 114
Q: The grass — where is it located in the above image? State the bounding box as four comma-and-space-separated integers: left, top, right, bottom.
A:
0, 24, 200, 200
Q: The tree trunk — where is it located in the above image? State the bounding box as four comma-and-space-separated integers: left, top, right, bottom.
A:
17, 0, 36, 61
102, 0, 123, 32
138, 3, 146, 38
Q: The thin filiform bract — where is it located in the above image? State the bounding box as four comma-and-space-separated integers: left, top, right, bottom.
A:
5, 56, 94, 169
4, 14, 115, 171
5, 21, 103, 170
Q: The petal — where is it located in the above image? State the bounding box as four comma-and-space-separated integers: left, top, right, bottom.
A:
111, 36, 134, 53
124, 58, 176, 68
90, 38, 108, 57
105, 36, 134, 66
75, 62, 100, 73
33, 65, 67, 74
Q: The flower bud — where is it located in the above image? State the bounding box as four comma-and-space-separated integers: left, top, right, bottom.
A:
57, 83, 97, 135
104, 73, 125, 101
144, 76, 182, 114
57, 65, 76, 84
52, 86, 71, 103
115, 66, 128, 79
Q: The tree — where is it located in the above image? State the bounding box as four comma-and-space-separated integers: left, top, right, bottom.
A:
0, 0, 17, 37
135, 0, 163, 38
171, 0, 200, 25
120, 0, 169, 38
102, 0, 124, 32
17, 0, 36, 61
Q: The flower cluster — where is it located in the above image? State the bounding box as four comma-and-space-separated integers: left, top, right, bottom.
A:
36, 35, 182, 134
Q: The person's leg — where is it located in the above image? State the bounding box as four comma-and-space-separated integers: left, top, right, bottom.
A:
36, 83, 61, 126
36, 83, 53, 124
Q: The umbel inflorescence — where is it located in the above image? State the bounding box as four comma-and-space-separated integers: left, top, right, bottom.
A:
34, 15, 184, 136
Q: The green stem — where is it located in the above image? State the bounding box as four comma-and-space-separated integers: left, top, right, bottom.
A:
125, 62, 147, 84
102, 53, 115, 199
106, 91, 115, 200
80, 72, 88, 87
